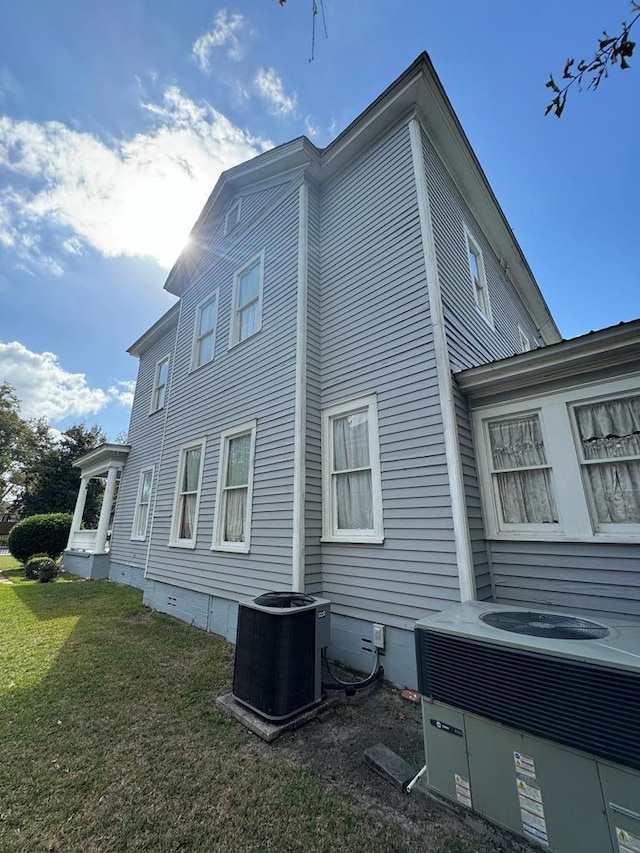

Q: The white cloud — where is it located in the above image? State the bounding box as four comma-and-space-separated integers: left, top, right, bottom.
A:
0, 341, 133, 423
192, 9, 246, 71
108, 380, 136, 408
0, 89, 270, 270
254, 68, 297, 117
304, 115, 319, 139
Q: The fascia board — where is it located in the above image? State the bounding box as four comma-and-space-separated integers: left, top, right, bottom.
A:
72, 443, 131, 476
456, 318, 640, 402
127, 303, 179, 357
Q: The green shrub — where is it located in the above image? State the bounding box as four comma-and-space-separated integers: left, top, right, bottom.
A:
23, 553, 59, 582
24, 553, 49, 580
7, 513, 73, 564
37, 558, 59, 583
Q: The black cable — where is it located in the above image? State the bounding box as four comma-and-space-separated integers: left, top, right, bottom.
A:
321, 649, 384, 695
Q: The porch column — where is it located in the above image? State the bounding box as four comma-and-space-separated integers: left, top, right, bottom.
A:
95, 467, 118, 553
67, 476, 90, 549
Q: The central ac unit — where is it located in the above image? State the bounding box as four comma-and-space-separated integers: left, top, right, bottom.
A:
233, 592, 330, 722
414, 601, 640, 853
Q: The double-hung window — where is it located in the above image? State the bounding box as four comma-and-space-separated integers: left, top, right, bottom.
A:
131, 467, 154, 540
465, 228, 492, 324
486, 413, 558, 529
170, 440, 205, 548
212, 421, 256, 552
573, 395, 640, 531
230, 255, 263, 346
475, 386, 640, 541
192, 293, 218, 369
322, 395, 384, 543
150, 356, 169, 413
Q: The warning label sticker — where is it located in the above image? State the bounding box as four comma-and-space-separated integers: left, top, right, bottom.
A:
517, 778, 549, 847
455, 773, 472, 809
514, 751, 537, 781
617, 827, 640, 853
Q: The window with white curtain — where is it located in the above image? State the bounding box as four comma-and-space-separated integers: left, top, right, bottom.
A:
131, 467, 154, 540
230, 255, 263, 346
192, 293, 218, 370
487, 413, 559, 528
475, 384, 640, 541
150, 356, 169, 413
212, 421, 256, 552
573, 395, 640, 530
322, 396, 383, 543
465, 228, 492, 324
170, 440, 205, 548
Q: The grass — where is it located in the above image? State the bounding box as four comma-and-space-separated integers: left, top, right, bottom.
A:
0, 575, 488, 853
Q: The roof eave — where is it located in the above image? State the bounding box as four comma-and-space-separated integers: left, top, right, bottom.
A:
456, 318, 640, 402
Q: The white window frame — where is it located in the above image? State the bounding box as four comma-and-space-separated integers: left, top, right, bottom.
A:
518, 326, 531, 353
474, 376, 640, 543
191, 291, 219, 371
212, 420, 257, 553
321, 395, 384, 544
224, 198, 241, 235
150, 355, 170, 414
169, 438, 206, 549
229, 253, 264, 348
131, 466, 154, 541
464, 227, 493, 325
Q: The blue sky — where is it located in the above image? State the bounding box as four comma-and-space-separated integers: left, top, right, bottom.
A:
0, 1, 637, 440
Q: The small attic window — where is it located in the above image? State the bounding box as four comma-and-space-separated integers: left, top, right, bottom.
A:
518, 326, 531, 353
224, 199, 241, 235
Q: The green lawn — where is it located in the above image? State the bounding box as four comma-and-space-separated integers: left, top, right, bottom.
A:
0, 573, 480, 853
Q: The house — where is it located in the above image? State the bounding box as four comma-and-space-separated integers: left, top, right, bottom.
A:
63, 53, 639, 689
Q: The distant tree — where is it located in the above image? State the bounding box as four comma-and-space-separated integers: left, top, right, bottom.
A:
21, 423, 107, 525
546, 2, 639, 116
0, 383, 50, 518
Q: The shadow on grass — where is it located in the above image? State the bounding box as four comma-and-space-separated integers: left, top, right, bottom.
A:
0, 580, 443, 853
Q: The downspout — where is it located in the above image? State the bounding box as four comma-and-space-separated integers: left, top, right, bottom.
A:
292, 182, 309, 593
408, 117, 476, 603
144, 298, 183, 580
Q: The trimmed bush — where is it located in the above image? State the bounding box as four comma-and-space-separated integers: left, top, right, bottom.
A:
7, 513, 73, 564
24, 553, 49, 580
37, 558, 59, 583
24, 554, 59, 582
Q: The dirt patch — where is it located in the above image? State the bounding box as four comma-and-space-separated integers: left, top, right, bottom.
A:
252, 678, 535, 853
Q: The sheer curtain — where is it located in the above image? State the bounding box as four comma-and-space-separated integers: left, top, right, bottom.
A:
179, 448, 201, 539
575, 396, 640, 524
488, 415, 558, 524
333, 412, 373, 530
224, 434, 250, 542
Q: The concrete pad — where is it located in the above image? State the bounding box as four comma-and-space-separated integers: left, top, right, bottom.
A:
216, 693, 339, 742
364, 742, 419, 790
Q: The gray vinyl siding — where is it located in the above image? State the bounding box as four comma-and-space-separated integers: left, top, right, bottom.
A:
143, 178, 302, 599
305, 183, 323, 595
452, 379, 492, 601
422, 131, 542, 372
320, 120, 460, 629
201, 183, 291, 251
110, 325, 177, 569
490, 540, 640, 621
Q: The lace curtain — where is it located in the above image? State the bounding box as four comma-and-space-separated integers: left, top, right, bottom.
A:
575, 396, 640, 524
224, 434, 251, 542
333, 412, 373, 530
179, 448, 201, 539
488, 415, 558, 524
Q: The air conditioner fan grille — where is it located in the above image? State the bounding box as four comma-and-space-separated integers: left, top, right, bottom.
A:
480, 610, 609, 639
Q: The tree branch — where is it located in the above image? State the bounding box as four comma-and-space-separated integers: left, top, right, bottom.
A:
546, 4, 639, 117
